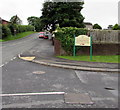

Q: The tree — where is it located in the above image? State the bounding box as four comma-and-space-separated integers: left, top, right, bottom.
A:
27, 16, 43, 31
10, 15, 22, 25
27, 16, 39, 26
93, 24, 102, 29
112, 24, 120, 30
40, 1, 85, 31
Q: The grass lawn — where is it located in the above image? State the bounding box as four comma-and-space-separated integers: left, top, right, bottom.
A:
57, 55, 120, 63
0, 31, 36, 42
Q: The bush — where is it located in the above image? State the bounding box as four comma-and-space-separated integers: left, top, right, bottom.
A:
8, 24, 19, 35
2, 24, 35, 39
54, 27, 88, 55
18, 25, 34, 33
2, 25, 11, 39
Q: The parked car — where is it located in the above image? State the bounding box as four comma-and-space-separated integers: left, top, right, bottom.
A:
39, 32, 45, 38
39, 32, 49, 39
44, 32, 49, 39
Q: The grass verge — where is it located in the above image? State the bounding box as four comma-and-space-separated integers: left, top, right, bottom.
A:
57, 55, 120, 63
0, 31, 36, 42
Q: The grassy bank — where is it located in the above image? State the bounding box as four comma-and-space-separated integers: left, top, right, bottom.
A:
1, 31, 36, 42
57, 55, 120, 63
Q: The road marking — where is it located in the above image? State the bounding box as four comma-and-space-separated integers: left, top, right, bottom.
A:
0, 64, 4, 67
10, 59, 13, 61
13, 57, 16, 59
0, 92, 65, 97
0, 57, 16, 68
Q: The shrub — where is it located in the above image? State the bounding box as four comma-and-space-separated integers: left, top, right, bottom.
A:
2, 24, 35, 39
54, 27, 88, 55
2, 25, 11, 39
18, 25, 34, 33
8, 24, 19, 35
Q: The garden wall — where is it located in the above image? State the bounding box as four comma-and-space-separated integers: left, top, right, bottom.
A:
54, 29, 120, 56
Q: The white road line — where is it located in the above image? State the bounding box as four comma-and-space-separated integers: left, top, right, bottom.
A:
0, 57, 16, 68
13, 57, 16, 59
0, 92, 65, 97
0, 64, 4, 68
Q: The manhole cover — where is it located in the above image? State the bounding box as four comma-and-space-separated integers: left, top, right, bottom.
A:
64, 93, 94, 104
33, 71, 45, 74
104, 87, 115, 90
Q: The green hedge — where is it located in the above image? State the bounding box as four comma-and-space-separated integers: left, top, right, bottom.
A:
54, 27, 88, 55
2, 24, 35, 39
2, 24, 12, 39
18, 25, 34, 33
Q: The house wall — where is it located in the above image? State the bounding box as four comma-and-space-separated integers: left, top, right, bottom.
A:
2, 20, 9, 25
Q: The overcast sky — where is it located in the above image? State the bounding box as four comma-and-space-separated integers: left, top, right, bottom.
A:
0, 0, 119, 29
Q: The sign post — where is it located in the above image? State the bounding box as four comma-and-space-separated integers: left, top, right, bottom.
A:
74, 34, 92, 60
73, 34, 76, 56
90, 36, 92, 61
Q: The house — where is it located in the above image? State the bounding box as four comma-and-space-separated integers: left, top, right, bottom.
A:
84, 22, 93, 29
0, 17, 10, 25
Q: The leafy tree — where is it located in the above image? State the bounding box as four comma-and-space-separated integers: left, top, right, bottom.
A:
10, 15, 22, 25
93, 24, 102, 29
27, 16, 39, 26
9, 15, 22, 34
112, 24, 120, 30
40, 1, 85, 31
27, 16, 43, 31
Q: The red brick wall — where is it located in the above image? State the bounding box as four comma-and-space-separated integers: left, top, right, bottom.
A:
54, 39, 120, 56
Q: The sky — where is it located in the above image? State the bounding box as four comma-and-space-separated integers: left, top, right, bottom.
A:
0, 0, 119, 29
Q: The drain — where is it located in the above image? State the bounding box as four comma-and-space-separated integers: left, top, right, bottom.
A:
33, 71, 45, 74
104, 87, 115, 90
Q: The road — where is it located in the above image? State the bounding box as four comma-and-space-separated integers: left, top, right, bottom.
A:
1, 33, 119, 108
1, 33, 40, 65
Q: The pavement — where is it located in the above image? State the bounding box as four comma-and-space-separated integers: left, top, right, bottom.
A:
18, 39, 119, 73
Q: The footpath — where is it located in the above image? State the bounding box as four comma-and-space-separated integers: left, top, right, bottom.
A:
18, 39, 119, 73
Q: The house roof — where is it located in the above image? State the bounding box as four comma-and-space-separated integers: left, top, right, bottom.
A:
84, 22, 92, 25
0, 17, 10, 23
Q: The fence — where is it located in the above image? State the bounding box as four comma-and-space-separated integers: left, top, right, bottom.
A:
54, 29, 120, 55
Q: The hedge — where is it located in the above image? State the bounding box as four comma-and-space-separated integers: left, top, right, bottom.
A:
54, 27, 88, 55
2, 24, 11, 39
2, 24, 35, 39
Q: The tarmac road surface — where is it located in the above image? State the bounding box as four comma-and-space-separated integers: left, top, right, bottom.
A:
1, 33, 119, 108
